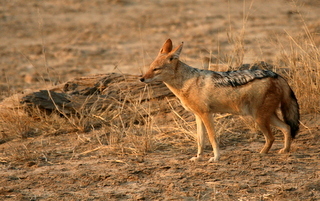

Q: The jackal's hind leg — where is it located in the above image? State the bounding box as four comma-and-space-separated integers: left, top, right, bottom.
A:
270, 114, 292, 153
256, 118, 275, 154
190, 115, 206, 162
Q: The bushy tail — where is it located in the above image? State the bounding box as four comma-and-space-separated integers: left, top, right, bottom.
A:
281, 87, 300, 139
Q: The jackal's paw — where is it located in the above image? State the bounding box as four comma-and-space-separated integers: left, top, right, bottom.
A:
208, 157, 219, 163
278, 148, 289, 154
190, 156, 202, 162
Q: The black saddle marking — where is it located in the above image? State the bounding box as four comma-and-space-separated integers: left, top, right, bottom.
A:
213, 69, 278, 87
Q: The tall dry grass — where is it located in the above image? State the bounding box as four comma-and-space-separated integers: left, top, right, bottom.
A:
276, 30, 320, 114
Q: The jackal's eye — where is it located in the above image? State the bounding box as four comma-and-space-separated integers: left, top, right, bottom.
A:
153, 67, 161, 72
169, 57, 174, 61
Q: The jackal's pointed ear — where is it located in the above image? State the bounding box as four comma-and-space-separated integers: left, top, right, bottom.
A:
171, 42, 183, 58
159, 39, 173, 54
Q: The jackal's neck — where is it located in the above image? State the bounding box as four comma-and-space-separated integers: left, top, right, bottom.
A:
163, 60, 199, 95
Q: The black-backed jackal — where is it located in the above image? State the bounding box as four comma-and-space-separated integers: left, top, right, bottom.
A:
140, 39, 300, 162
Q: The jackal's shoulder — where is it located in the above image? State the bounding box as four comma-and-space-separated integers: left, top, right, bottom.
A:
212, 69, 278, 87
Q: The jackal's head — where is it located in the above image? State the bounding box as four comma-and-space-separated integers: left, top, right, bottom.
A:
140, 39, 183, 83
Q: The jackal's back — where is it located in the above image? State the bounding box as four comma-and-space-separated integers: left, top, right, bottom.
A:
212, 69, 278, 87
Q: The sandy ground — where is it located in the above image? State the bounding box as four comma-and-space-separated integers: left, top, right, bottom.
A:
1, 0, 320, 200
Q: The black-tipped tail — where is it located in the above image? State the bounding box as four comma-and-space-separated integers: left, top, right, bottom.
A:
281, 89, 300, 139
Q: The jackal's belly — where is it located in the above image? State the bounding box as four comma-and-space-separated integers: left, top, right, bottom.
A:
179, 96, 243, 115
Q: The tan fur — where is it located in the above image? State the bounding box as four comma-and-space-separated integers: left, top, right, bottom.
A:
140, 39, 299, 162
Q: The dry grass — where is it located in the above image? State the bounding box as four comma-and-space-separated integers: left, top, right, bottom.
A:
0, 88, 156, 161
276, 29, 320, 114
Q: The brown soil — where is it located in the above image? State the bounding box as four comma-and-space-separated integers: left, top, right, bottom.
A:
1, 0, 320, 200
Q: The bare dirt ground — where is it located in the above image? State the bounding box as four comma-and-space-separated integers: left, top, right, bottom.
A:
0, 0, 320, 200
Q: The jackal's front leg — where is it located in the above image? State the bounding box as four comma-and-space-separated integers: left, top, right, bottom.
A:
201, 113, 220, 162
190, 115, 206, 162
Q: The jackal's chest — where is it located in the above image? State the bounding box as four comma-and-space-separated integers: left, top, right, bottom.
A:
178, 94, 210, 114
164, 82, 210, 113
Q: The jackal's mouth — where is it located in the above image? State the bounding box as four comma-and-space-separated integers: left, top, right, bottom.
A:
140, 77, 153, 83
140, 77, 161, 84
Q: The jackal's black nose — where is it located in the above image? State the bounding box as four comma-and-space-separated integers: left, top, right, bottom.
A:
140, 78, 145, 82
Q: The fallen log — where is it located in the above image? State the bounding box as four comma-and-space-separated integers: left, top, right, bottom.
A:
20, 73, 190, 131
